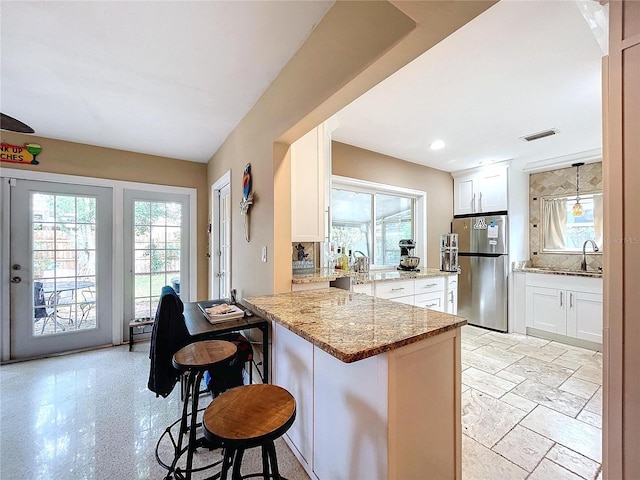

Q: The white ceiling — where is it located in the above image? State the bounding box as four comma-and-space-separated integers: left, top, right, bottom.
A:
332, 0, 608, 173
1, 1, 607, 172
0, 1, 333, 162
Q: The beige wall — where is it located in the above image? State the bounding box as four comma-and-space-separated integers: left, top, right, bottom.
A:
331, 141, 453, 268
206, 0, 495, 297
0, 131, 210, 300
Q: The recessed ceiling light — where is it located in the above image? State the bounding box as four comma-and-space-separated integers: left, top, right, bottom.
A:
429, 140, 445, 151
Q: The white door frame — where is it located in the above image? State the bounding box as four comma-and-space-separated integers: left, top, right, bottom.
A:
0, 167, 197, 362
211, 171, 231, 300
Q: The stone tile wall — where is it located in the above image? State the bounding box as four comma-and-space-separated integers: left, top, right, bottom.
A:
529, 162, 603, 271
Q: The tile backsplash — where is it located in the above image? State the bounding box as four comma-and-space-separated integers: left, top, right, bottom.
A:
529, 162, 603, 271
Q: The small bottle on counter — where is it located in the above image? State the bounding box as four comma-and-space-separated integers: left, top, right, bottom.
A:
341, 246, 349, 270
335, 247, 342, 269
327, 245, 336, 269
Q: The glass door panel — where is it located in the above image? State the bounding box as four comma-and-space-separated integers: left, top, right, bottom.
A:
10, 180, 112, 359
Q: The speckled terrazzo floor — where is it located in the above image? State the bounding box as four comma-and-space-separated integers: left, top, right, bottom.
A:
0, 344, 310, 480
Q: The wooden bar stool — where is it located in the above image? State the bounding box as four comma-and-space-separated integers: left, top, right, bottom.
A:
203, 384, 296, 480
170, 340, 237, 480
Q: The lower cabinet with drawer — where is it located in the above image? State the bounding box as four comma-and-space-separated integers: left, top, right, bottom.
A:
372, 275, 455, 313
525, 273, 602, 346
414, 291, 445, 312
375, 279, 415, 303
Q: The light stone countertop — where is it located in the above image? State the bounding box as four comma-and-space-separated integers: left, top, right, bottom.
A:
243, 287, 466, 363
291, 267, 457, 285
513, 265, 603, 278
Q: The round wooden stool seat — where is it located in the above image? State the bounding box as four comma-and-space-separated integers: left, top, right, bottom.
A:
172, 339, 237, 372
203, 384, 296, 480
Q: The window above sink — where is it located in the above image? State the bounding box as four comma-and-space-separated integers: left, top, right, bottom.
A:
540, 192, 603, 253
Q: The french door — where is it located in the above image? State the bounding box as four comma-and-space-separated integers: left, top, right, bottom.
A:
218, 183, 231, 299
9, 179, 113, 359
211, 173, 231, 300
123, 190, 190, 329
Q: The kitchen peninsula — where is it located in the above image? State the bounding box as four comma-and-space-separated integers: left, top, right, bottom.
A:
243, 287, 466, 480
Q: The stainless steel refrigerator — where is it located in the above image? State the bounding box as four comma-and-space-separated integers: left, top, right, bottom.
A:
452, 213, 508, 332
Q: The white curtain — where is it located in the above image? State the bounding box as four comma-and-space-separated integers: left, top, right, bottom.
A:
544, 198, 567, 250
593, 193, 603, 248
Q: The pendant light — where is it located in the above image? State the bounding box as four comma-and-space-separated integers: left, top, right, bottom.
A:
571, 162, 585, 217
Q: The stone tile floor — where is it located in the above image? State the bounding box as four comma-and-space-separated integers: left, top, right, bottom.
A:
461, 325, 603, 480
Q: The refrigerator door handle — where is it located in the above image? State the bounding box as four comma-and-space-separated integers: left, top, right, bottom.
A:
472, 193, 476, 212
478, 192, 482, 211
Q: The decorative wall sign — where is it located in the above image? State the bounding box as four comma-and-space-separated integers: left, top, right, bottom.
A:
240, 163, 254, 242
0, 143, 42, 165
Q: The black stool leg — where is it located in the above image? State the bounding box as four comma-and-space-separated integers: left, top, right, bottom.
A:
185, 370, 205, 479
232, 448, 245, 480
261, 444, 270, 480
170, 371, 196, 475
266, 441, 281, 480
220, 447, 235, 480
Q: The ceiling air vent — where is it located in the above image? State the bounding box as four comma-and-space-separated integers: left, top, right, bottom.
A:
521, 129, 559, 142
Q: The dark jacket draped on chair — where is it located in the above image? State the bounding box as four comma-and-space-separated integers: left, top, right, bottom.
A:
147, 286, 191, 398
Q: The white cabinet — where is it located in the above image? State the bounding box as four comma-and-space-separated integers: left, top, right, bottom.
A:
453, 173, 476, 216
375, 279, 414, 302
414, 276, 446, 312
373, 275, 456, 313
273, 324, 314, 469
414, 291, 445, 311
526, 286, 566, 334
567, 291, 603, 344
453, 166, 508, 215
525, 273, 602, 345
291, 124, 329, 242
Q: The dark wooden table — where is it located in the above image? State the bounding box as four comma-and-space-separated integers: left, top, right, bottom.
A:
182, 302, 270, 384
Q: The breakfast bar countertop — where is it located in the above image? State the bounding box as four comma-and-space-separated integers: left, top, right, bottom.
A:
291, 267, 457, 285
243, 287, 466, 363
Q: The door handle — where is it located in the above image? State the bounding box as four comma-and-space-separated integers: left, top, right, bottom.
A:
472, 194, 476, 212
478, 192, 483, 211
391, 287, 405, 291
560, 291, 563, 307
11, 276, 22, 284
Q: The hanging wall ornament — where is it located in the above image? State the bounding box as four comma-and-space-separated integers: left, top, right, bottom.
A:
240, 163, 254, 242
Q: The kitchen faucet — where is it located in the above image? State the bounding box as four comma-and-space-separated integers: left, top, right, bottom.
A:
581, 240, 599, 272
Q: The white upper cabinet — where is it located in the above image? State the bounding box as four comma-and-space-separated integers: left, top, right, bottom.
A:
291, 123, 329, 242
453, 165, 508, 215
454, 174, 476, 216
